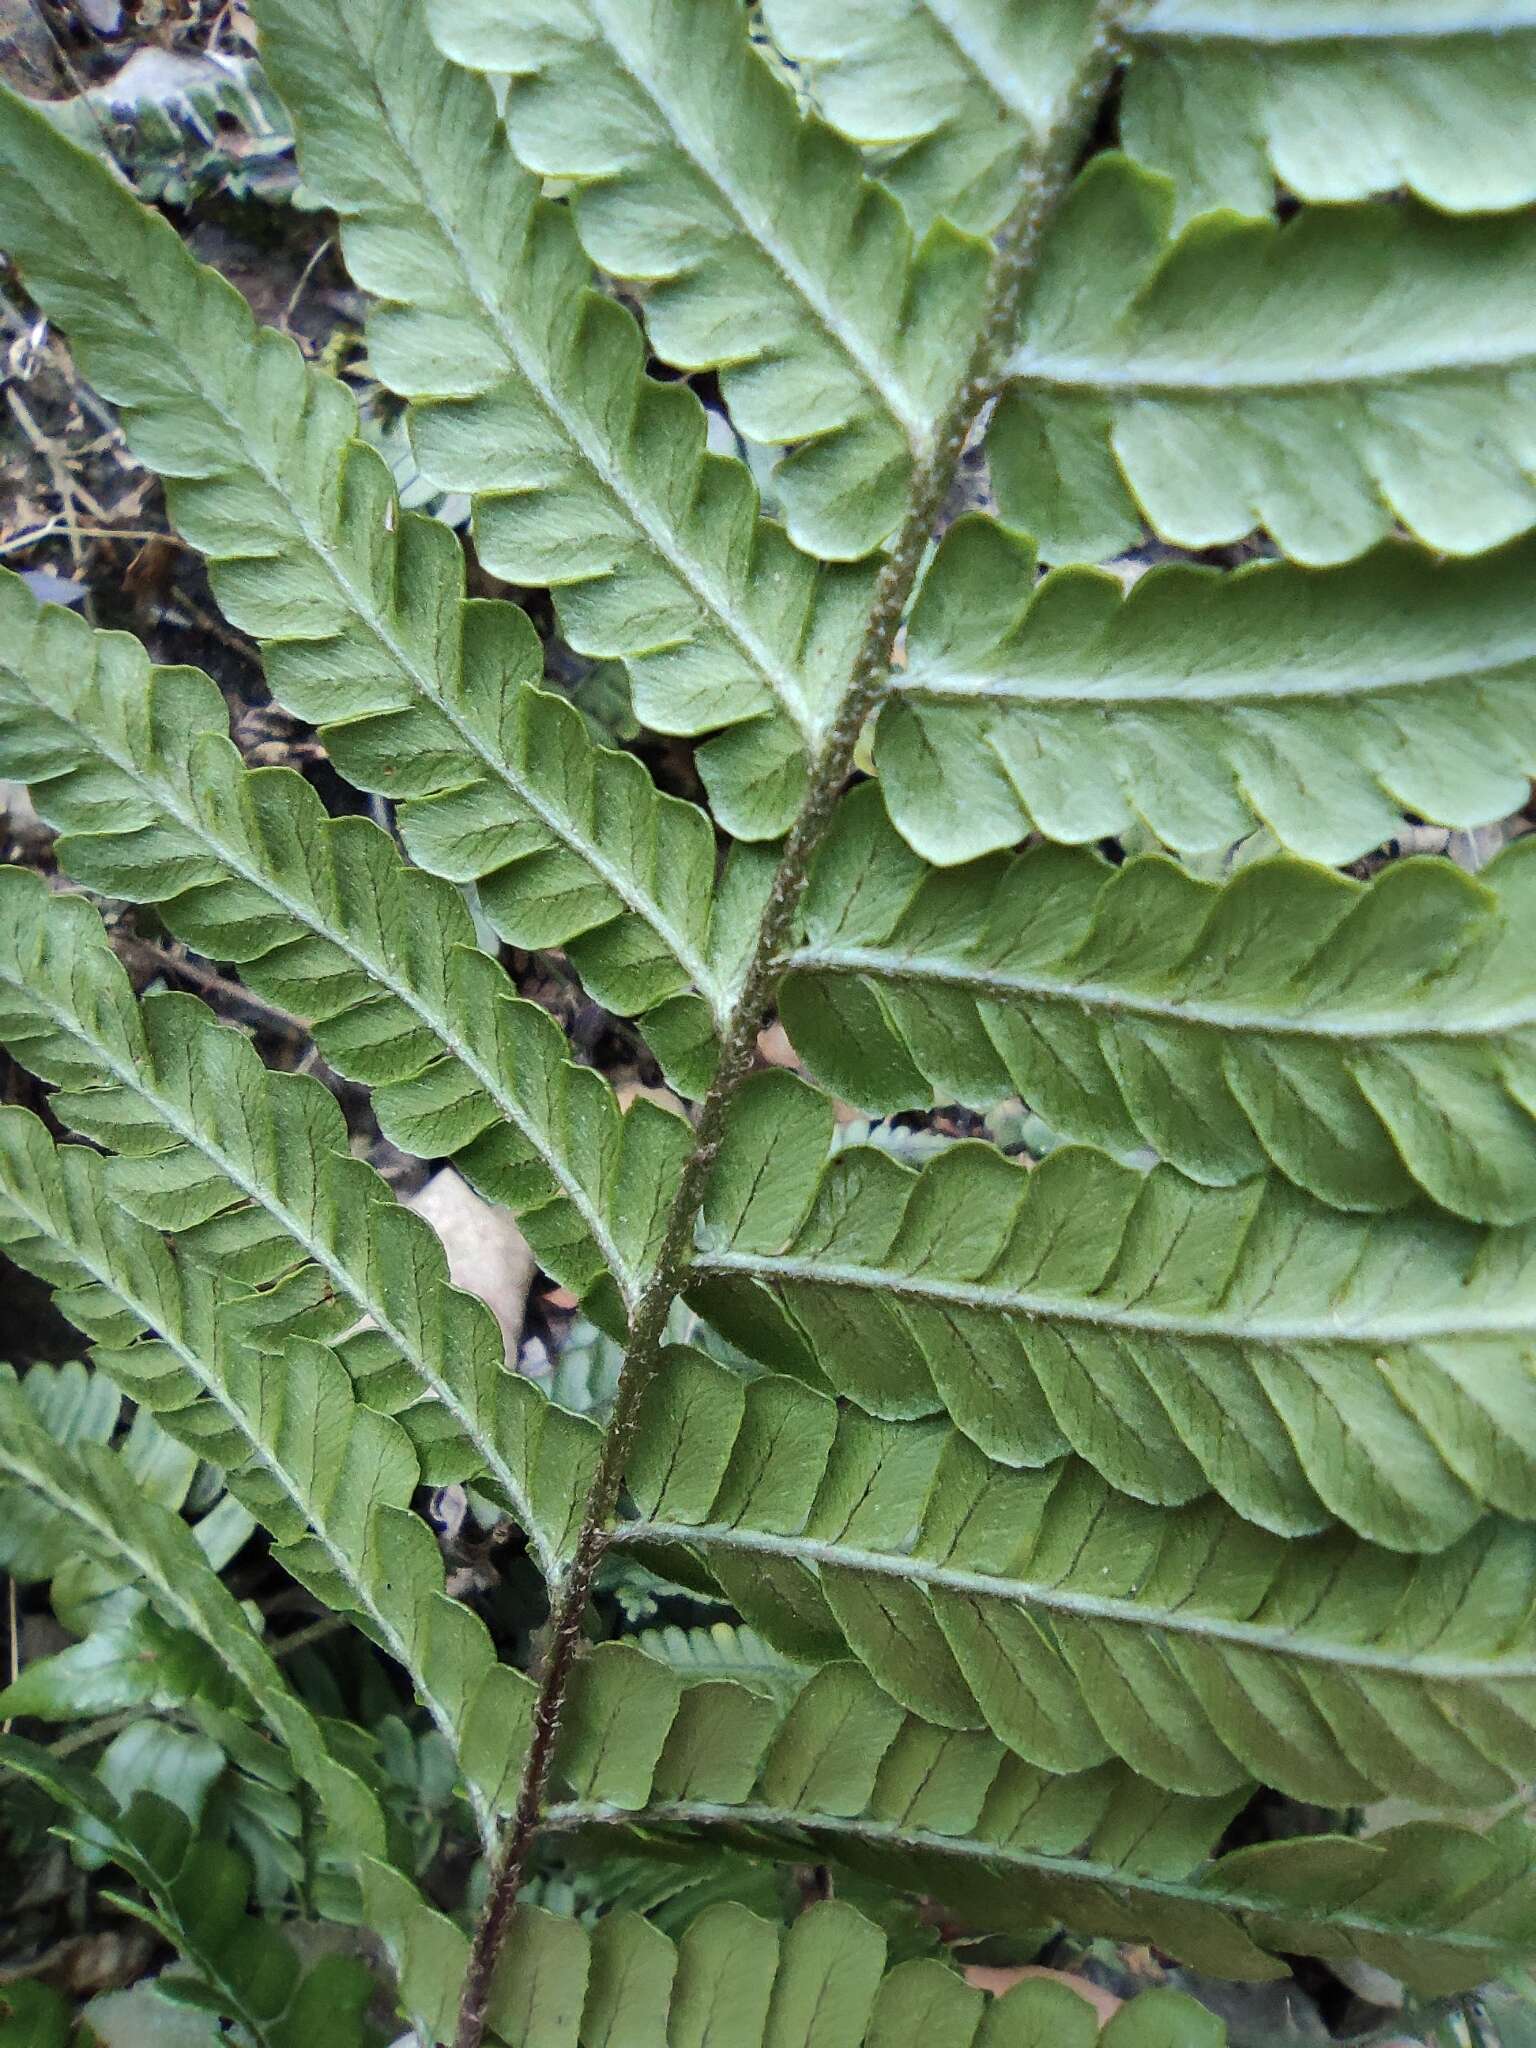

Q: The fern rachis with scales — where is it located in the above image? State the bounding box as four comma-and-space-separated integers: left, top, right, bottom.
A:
1, 3, 1536, 2045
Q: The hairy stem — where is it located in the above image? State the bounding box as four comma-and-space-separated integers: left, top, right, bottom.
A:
453, 17, 1128, 2043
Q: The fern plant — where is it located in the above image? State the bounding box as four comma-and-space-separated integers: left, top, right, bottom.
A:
1, 3, 1535, 2044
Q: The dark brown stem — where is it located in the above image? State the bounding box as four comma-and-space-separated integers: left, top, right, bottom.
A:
453, 18, 1128, 2043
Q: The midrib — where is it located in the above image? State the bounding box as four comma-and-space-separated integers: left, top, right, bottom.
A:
1011, 335, 1536, 394
545, 1798, 1532, 1960
615, 1517, 1531, 1679
690, 1244, 1531, 1343
789, 941, 1536, 1041
898, 631, 1536, 705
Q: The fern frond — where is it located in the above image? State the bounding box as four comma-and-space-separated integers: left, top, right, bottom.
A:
0, 1362, 251, 1642
0, 570, 686, 1294
253, 0, 871, 843
533, 1647, 1535, 1996
786, 786, 1536, 1223
0, 1406, 448, 2040
876, 520, 1536, 865
0, 866, 609, 1571
626, 1621, 810, 1704
0, 1112, 536, 1833
760, 0, 1105, 238
0, 1740, 372, 2048
614, 1350, 1536, 1808
0, 90, 724, 1023
1123, 5, 1536, 223
994, 154, 1536, 564
0, 1369, 375, 1835
687, 1073, 1536, 1551
427, 0, 992, 561
363, 1887, 1226, 2048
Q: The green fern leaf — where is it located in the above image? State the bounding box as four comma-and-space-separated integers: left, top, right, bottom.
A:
0, 90, 723, 1022
427, 0, 990, 561
363, 1887, 1225, 2048
626, 1621, 810, 1704
0, 1740, 372, 2048
0, 866, 610, 1570
0, 1391, 450, 2039
785, 786, 1536, 1223
876, 519, 1536, 865
0, 1362, 250, 1642
760, 0, 1108, 237
1123, 5, 1536, 224
0, 1369, 378, 1836
994, 153, 1536, 564
535, 1646, 1535, 1996
0, 570, 688, 1291
0, 1112, 536, 1833
688, 1072, 1536, 1550
253, 0, 872, 842
0, 1362, 125, 1584
615, 1349, 1536, 1808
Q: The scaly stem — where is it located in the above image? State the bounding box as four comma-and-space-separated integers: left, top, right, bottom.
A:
453, 16, 1129, 2043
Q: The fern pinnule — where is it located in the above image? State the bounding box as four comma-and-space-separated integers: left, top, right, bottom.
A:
617, 1349, 1536, 1808
692, 1072, 1536, 1551
1121, 5, 1536, 223
877, 518, 1536, 867
786, 784, 1536, 1223
994, 154, 1536, 564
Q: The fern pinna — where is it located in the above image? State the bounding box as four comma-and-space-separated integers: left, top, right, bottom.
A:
1, 3, 1534, 2044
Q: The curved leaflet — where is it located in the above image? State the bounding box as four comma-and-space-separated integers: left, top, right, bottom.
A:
617, 1349, 1536, 1807
785, 785, 1536, 1224
688, 1072, 1536, 1550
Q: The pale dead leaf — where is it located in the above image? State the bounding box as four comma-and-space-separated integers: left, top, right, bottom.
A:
617, 1079, 686, 1118
961, 1966, 1122, 2025
757, 1022, 800, 1070
405, 1168, 533, 1364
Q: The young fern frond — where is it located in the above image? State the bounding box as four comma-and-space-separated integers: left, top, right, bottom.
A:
0, 1114, 537, 1835
3, 2, 1535, 2040
0, 1369, 379, 1828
